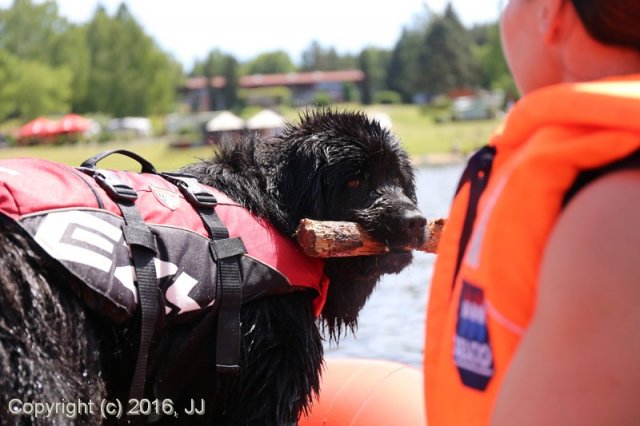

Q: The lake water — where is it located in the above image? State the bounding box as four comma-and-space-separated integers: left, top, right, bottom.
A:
324, 163, 465, 368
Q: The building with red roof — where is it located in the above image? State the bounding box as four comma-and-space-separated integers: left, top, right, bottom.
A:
179, 70, 364, 111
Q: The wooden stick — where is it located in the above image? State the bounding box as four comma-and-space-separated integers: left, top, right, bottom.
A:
295, 218, 446, 258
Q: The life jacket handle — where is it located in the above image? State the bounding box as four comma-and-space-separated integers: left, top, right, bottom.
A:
80, 149, 158, 174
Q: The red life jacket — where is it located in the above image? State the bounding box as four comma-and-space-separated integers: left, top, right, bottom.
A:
0, 156, 329, 322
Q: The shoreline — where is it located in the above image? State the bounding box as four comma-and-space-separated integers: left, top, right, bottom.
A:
411, 152, 467, 167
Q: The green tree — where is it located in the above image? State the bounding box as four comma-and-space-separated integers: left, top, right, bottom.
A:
202, 49, 227, 110
0, 0, 91, 112
0, 1, 181, 118
386, 28, 424, 102
358, 50, 373, 105
301, 41, 323, 71
358, 47, 390, 105
83, 3, 179, 116
0, 49, 72, 120
83, 5, 114, 113
300, 41, 357, 71
472, 22, 517, 95
191, 49, 228, 77
50, 24, 91, 112
244, 50, 296, 75
417, 3, 481, 95
222, 56, 240, 110
0, 50, 19, 120
0, 0, 67, 63
16, 60, 71, 119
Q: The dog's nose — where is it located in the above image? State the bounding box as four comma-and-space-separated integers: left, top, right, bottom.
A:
398, 209, 427, 248
401, 209, 427, 232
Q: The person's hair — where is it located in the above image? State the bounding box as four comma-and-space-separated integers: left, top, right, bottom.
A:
571, 0, 640, 51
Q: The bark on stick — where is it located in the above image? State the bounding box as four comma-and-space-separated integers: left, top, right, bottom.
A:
295, 218, 446, 258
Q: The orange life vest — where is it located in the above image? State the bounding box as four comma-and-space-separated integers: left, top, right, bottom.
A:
424, 74, 640, 425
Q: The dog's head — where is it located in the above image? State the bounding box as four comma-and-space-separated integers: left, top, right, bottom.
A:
264, 110, 426, 335
268, 109, 425, 249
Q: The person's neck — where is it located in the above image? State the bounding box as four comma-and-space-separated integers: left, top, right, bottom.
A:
561, 32, 640, 83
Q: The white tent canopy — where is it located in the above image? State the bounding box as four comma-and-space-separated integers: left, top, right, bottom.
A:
205, 111, 244, 132
246, 109, 286, 130
367, 112, 392, 130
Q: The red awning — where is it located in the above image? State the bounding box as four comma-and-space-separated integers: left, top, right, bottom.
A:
18, 114, 91, 139
57, 113, 91, 133
18, 117, 58, 138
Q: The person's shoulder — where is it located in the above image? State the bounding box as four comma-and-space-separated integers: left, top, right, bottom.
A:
543, 167, 640, 299
492, 168, 640, 424
540, 166, 640, 408
557, 168, 640, 244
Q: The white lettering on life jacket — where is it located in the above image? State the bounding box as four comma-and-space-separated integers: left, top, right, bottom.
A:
454, 336, 494, 377
34, 211, 122, 273
112, 259, 202, 314
33, 210, 203, 315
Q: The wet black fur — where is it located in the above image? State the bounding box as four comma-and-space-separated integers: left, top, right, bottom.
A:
0, 110, 424, 425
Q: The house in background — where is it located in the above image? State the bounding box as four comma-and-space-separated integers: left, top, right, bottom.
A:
179, 76, 226, 112
179, 70, 364, 112
240, 70, 364, 107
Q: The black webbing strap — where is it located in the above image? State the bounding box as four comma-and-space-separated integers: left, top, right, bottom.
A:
91, 169, 160, 401
161, 173, 246, 373
210, 237, 246, 373
451, 145, 496, 292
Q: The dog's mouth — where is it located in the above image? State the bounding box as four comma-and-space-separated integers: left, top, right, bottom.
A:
389, 233, 426, 251
374, 229, 426, 253
374, 250, 414, 274
353, 208, 427, 253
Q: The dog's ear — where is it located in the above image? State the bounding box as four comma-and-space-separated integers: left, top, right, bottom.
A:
399, 153, 418, 203
276, 145, 327, 225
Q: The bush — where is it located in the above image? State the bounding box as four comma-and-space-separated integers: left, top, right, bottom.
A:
342, 83, 360, 103
239, 86, 292, 107
374, 90, 402, 105
313, 91, 332, 107
431, 95, 452, 110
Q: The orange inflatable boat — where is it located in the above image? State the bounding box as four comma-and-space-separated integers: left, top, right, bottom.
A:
299, 358, 426, 426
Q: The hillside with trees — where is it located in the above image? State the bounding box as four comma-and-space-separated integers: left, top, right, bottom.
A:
0, 0, 514, 122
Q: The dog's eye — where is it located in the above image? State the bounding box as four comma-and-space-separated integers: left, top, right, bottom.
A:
346, 179, 362, 189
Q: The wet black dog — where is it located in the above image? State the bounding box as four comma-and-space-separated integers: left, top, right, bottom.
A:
0, 110, 425, 424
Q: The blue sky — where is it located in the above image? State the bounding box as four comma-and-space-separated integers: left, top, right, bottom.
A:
0, 0, 502, 68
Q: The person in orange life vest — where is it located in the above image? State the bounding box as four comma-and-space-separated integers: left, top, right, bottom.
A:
424, 0, 640, 424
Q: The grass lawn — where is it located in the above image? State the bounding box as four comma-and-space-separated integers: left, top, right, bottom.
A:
372, 104, 500, 156
282, 104, 500, 156
0, 138, 216, 171
0, 105, 502, 170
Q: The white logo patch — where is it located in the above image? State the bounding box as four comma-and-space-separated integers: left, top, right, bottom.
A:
150, 184, 180, 210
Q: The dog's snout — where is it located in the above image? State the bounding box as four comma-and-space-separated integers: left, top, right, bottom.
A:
403, 211, 427, 230
398, 209, 427, 249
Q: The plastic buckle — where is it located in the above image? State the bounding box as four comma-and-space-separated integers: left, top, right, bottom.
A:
94, 169, 138, 202
162, 173, 217, 208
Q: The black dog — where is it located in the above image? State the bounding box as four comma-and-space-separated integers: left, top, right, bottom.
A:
0, 110, 425, 425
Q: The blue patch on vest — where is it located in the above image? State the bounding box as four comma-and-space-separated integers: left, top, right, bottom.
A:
453, 280, 494, 391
